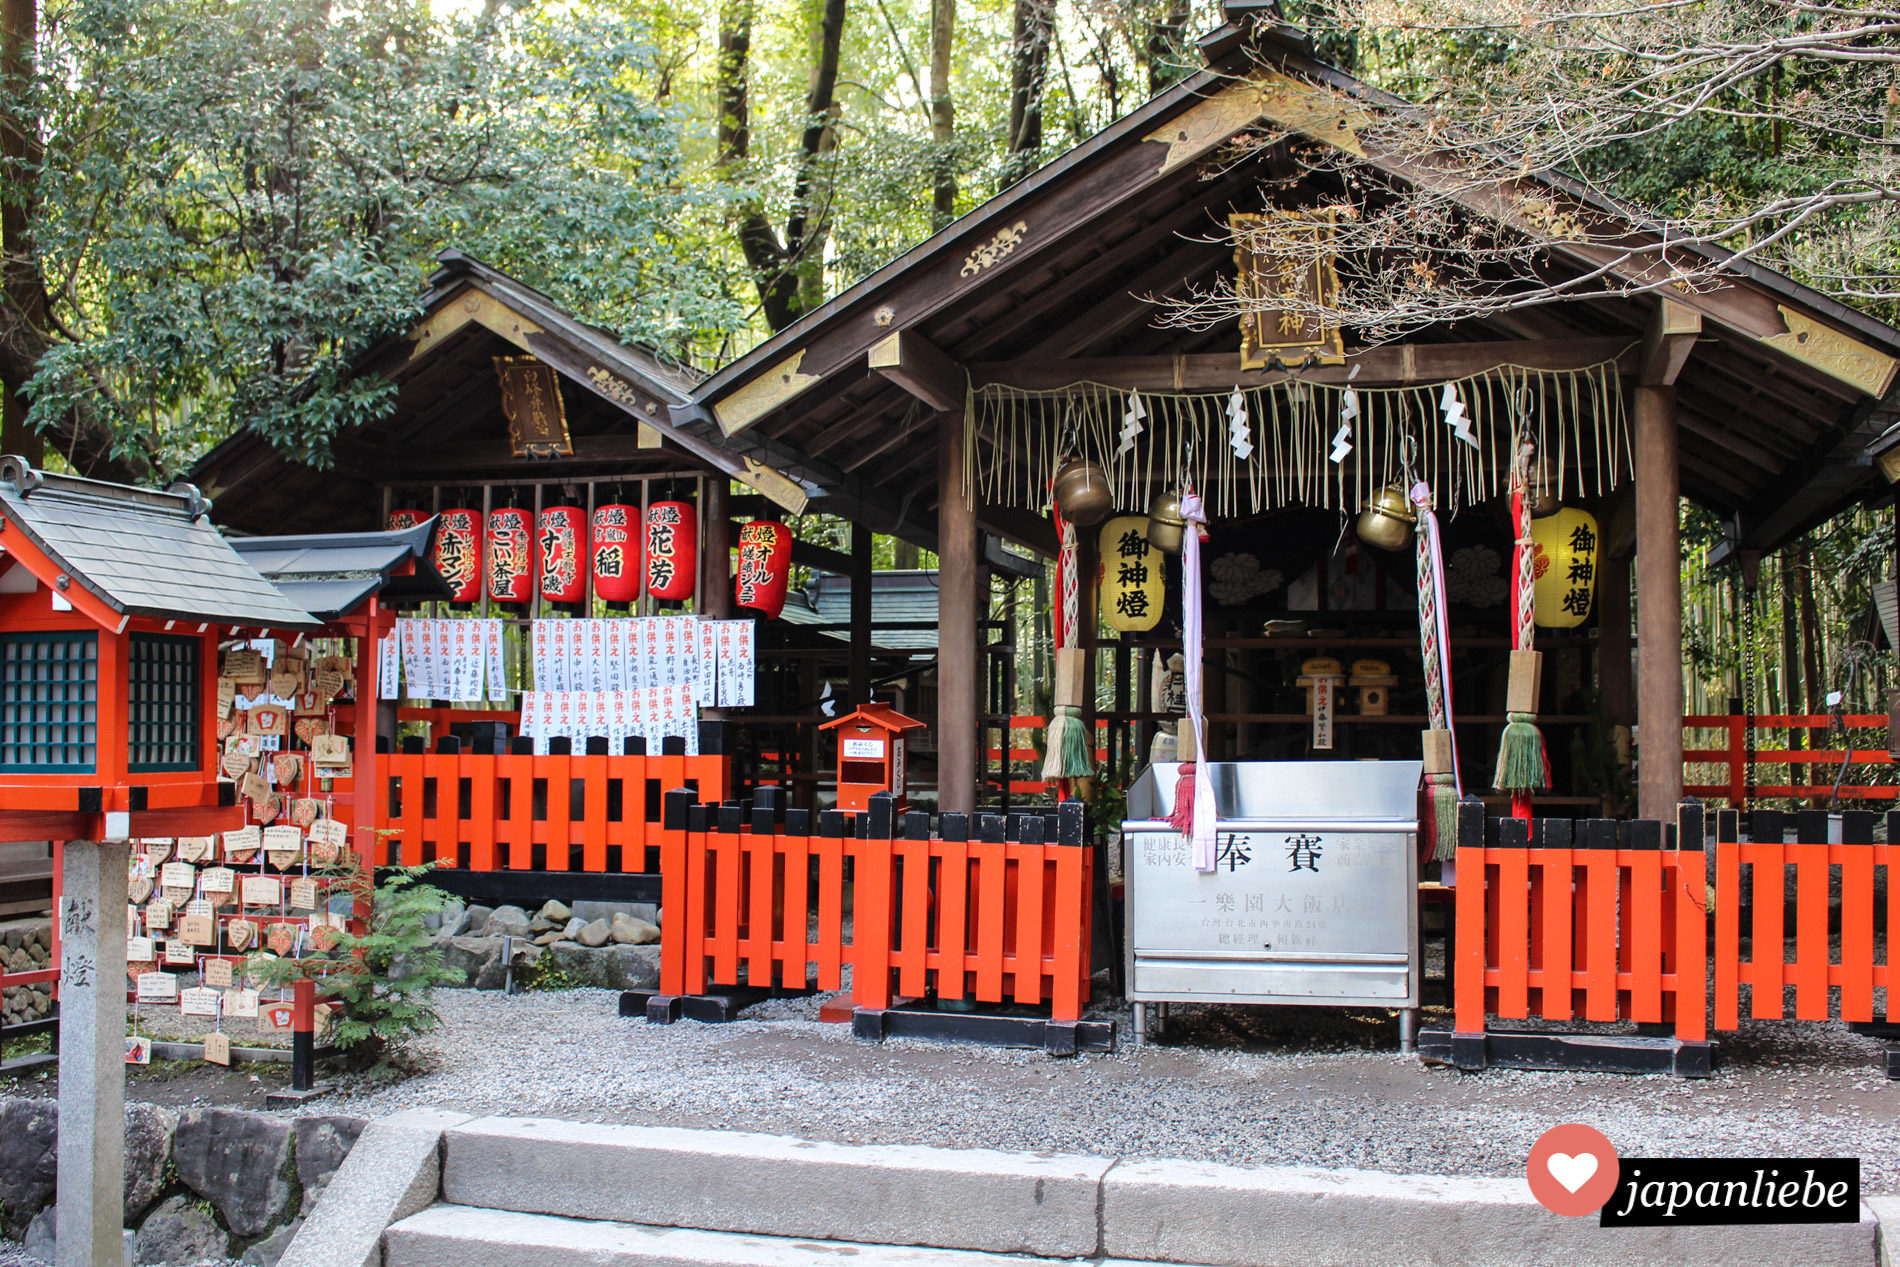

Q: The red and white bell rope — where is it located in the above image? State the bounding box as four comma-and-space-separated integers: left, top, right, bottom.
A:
1180, 492, 1218, 872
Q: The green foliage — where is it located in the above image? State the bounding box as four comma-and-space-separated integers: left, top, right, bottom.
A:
246, 858, 459, 1067
13, 0, 742, 474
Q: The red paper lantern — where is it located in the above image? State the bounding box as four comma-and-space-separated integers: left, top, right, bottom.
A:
735, 520, 793, 619
538, 505, 587, 603
645, 501, 697, 602
387, 509, 424, 532
432, 508, 483, 604
486, 507, 535, 604
591, 503, 642, 604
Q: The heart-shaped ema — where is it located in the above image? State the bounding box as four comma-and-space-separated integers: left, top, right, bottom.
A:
128, 875, 155, 905
144, 840, 174, 864
266, 849, 302, 872
253, 793, 282, 825
224, 919, 256, 952
290, 798, 321, 828
1547, 1151, 1599, 1194
177, 836, 214, 863
125, 959, 158, 981
266, 923, 297, 956
293, 718, 329, 746
221, 749, 254, 780
273, 753, 303, 786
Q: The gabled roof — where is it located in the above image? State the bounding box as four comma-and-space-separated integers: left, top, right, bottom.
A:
228, 520, 450, 621
777, 569, 945, 652
686, 4, 1900, 556
0, 456, 319, 631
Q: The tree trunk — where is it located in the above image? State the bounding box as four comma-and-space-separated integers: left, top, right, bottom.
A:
927, 0, 956, 227
1798, 544, 1823, 714
1145, 0, 1191, 96
1, 0, 41, 464
1001, 0, 1051, 190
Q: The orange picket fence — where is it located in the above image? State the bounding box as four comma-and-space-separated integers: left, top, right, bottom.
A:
1453, 801, 1709, 1047
1712, 808, 1897, 1029
1684, 713, 1897, 804
659, 789, 1093, 1022
375, 735, 731, 871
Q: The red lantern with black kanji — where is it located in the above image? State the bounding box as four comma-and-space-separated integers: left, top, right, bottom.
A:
538, 505, 587, 603
645, 501, 697, 603
735, 520, 792, 619
591, 503, 642, 604
432, 508, 483, 604
387, 509, 424, 532
486, 507, 534, 604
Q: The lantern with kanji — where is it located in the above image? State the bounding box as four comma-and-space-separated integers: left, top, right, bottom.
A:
1098, 515, 1163, 632
486, 506, 534, 604
735, 520, 793, 619
645, 501, 697, 603
819, 702, 928, 814
386, 508, 424, 533
591, 502, 642, 605
1530, 506, 1600, 628
432, 507, 483, 604
538, 504, 587, 603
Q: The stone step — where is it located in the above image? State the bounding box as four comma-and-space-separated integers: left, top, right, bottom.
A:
383, 1205, 1100, 1267
440, 1117, 1107, 1259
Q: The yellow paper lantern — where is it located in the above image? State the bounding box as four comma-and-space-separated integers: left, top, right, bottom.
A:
1530, 506, 1599, 628
1099, 515, 1163, 632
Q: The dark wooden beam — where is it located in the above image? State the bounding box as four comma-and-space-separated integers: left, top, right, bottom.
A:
791, 538, 855, 576
701, 477, 733, 619
850, 522, 872, 706
1634, 301, 1688, 818
976, 504, 1058, 557
969, 338, 1637, 393
938, 406, 980, 815
1712, 386, 1898, 562
1640, 300, 1701, 387
869, 330, 966, 413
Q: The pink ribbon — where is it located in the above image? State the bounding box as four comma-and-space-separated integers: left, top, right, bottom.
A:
1180, 492, 1219, 870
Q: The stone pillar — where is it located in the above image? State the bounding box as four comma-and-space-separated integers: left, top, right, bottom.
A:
56, 836, 129, 1267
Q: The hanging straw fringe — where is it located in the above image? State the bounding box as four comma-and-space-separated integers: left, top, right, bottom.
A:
968, 356, 1633, 518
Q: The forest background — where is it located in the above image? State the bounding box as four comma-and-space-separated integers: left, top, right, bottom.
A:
0, 0, 1889, 761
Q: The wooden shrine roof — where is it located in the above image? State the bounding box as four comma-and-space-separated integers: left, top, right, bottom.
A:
229, 521, 451, 621
684, 5, 1900, 559
0, 456, 319, 631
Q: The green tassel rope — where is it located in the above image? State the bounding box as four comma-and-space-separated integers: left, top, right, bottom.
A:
1492, 711, 1549, 792
1428, 772, 1461, 861
1041, 705, 1094, 780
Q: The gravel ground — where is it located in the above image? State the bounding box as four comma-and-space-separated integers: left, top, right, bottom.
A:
272, 987, 1900, 1190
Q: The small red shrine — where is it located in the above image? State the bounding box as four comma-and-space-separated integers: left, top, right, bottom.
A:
820, 701, 927, 814
0, 456, 320, 841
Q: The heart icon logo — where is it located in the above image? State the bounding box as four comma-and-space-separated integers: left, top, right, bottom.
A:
1547, 1151, 1598, 1193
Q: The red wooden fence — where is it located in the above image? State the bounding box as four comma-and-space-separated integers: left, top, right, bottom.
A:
1684, 713, 1897, 804
660, 789, 1093, 1022
1454, 801, 1708, 1045
1712, 808, 1896, 1029
375, 736, 731, 871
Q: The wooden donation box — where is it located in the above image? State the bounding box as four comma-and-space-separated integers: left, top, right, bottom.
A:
821, 702, 926, 814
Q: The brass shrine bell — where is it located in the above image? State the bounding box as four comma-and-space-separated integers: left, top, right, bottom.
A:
1052, 458, 1114, 527
1356, 483, 1417, 551
1146, 490, 1187, 554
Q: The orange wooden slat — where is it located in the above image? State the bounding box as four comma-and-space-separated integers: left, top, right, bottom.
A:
931, 838, 969, 1001
896, 835, 932, 999
1748, 840, 1785, 1020
745, 821, 774, 989
851, 836, 895, 1010
1673, 847, 1709, 1042
1629, 837, 1664, 1023
1839, 829, 1876, 1024
1495, 824, 1530, 1019
682, 812, 711, 995
1794, 840, 1830, 1020
581, 749, 609, 872
500, 747, 533, 870
1010, 843, 1047, 1005
468, 756, 497, 872
1452, 849, 1487, 1035
813, 831, 846, 991
398, 753, 426, 867
657, 793, 689, 996
973, 839, 1008, 1003
1049, 842, 1089, 1023
711, 820, 743, 987
1538, 824, 1575, 1022
780, 822, 810, 990
1581, 822, 1619, 1022
543, 752, 573, 871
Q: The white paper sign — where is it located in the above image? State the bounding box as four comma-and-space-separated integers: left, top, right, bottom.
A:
137, 971, 178, 1002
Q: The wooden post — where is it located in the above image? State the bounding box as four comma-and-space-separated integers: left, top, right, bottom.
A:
701, 477, 733, 620
938, 408, 979, 815
1634, 301, 1699, 819
850, 521, 873, 705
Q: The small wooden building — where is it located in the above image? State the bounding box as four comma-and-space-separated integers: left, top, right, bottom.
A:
0, 455, 318, 841
688, 4, 1900, 821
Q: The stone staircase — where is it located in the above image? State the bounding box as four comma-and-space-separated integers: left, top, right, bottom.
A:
286, 1112, 1885, 1267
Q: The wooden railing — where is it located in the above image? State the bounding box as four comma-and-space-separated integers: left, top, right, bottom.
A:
1453, 801, 1709, 1047
375, 736, 732, 871
1684, 713, 1897, 804
660, 789, 1094, 1022
1713, 808, 1896, 1029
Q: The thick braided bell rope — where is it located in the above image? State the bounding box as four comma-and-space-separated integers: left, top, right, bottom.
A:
1415, 491, 1446, 731
1058, 520, 1078, 647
